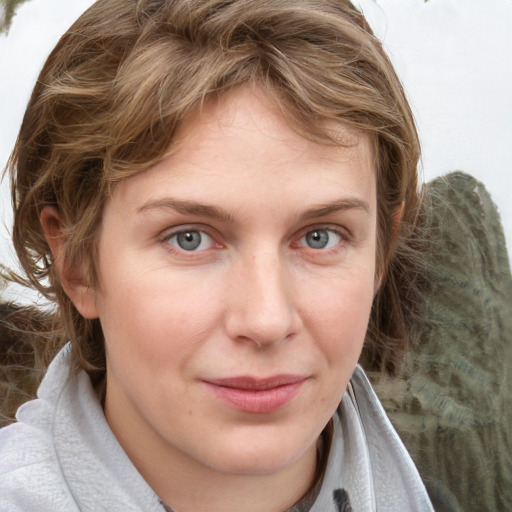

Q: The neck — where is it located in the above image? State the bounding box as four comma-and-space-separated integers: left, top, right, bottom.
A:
133, 435, 318, 512
163, 449, 317, 512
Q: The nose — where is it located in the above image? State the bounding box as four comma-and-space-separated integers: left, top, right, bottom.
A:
224, 250, 302, 348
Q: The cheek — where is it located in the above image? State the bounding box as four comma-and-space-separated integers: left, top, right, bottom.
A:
300, 267, 375, 359
97, 267, 222, 368
314, 280, 373, 321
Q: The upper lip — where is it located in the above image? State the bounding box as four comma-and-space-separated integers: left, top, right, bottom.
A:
203, 375, 307, 390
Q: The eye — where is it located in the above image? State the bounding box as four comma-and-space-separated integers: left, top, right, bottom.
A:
299, 228, 342, 250
165, 229, 214, 252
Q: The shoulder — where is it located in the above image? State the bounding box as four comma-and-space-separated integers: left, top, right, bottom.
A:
1, 344, 163, 511
0, 345, 81, 511
0, 413, 79, 511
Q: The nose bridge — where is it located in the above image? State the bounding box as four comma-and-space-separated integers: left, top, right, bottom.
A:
226, 245, 299, 346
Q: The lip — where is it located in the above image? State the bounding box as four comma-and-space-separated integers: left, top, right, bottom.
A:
202, 375, 308, 413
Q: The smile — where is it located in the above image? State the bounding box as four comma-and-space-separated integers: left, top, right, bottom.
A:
202, 375, 308, 414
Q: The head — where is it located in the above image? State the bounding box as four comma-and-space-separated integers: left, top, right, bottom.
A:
10, 0, 420, 381
9, 0, 422, 498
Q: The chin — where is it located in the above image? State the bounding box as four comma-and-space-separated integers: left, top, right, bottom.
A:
201, 428, 318, 477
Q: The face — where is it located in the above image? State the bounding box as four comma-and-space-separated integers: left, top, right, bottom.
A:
83, 87, 377, 491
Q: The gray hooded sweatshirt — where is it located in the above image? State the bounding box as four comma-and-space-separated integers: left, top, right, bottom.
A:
0, 344, 433, 512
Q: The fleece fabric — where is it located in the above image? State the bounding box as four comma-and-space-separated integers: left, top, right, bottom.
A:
0, 344, 433, 511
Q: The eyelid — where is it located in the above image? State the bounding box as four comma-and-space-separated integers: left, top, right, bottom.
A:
292, 224, 351, 250
296, 223, 351, 240
159, 225, 223, 254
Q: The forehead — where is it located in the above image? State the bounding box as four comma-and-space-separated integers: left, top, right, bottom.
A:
110, 86, 376, 219
174, 87, 373, 167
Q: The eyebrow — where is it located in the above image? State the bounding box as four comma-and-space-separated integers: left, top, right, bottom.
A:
299, 198, 371, 221
137, 198, 235, 223
137, 197, 370, 222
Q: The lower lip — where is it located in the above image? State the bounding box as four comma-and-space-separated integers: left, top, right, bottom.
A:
204, 380, 306, 413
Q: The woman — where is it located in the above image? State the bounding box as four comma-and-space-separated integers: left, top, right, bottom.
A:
0, 0, 433, 510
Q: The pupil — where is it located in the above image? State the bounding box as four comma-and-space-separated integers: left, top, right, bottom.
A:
177, 231, 201, 250
307, 230, 329, 249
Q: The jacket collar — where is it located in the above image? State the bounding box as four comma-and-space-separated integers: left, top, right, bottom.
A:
36, 347, 433, 512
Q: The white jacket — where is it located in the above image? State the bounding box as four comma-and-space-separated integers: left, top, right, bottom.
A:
0, 344, 433, 511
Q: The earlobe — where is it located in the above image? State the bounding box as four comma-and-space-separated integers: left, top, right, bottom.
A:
392, 202, 405, 234
374, 274, 382, 295
373, 202, 405, 295
40, 207, 99, 319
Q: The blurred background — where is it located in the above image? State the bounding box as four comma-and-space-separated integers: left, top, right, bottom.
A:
1, 0, 512, 302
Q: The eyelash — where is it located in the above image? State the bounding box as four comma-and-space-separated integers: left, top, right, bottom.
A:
159, 224, 350, 258
294, 225, 350, 253
160, 226, 221, 256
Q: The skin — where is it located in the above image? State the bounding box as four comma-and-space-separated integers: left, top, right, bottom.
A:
43, 86, 378, 512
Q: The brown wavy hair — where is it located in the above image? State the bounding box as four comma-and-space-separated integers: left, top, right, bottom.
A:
7, 0, 423, 385
0, 302, 59, 425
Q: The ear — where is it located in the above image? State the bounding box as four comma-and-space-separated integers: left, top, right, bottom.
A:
374, 202, 405, 294
40, 207, 99, 319
392, 202, 405, 234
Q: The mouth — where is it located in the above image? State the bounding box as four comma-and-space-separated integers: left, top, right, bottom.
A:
202, 375, 308, 413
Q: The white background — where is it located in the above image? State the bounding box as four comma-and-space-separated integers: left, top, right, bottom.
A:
1, 0, 511, 302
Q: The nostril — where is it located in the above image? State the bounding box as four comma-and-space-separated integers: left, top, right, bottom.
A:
224, 255, 302, 346
226, 304, 301, 348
